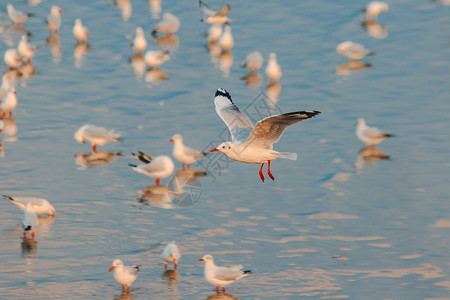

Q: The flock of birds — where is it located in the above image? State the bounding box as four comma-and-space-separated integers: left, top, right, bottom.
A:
0, 0, 396, 296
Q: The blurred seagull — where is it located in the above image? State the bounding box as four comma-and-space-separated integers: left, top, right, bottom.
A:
161, 242, 181, 270
0, 88, 17, 117
144, 50, 169, 69
7, 4, 33, 24
219, 25, 233, 51
365, 1, 389, 21
356, 118, 394, 147
152, 13, 180, 35
199, 1, 231, 24
4, 49, 23, 69
4, 195, 55, 216
210, 89, 320, 182
265, 53, 282, 83
206, 23, 222, 43
170, 134, 208, 168
21, 202, 39, 239
109, 259, 139, 294
130, 152, 174, 185
133, 27, 147, 54
47, 6, 62, 35
73, 19, 89, 43
336, 41, 374, 61
74, 124, 121, 152
18, 35, 37, 63
199, 254, 251, 293
242, 51, 263, 73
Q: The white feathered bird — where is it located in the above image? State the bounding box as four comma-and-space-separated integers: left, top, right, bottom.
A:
21, 202, 39, 238
170, 134, 207, 168
356, 118, 393, 147
129, 152, 174, 186
4, 195, 55, 216
161, 242, 181, 270
109, 259, 139, 294
74, 124, 122, 152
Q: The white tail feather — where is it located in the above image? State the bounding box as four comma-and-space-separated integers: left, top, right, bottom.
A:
281, 152, 297, 160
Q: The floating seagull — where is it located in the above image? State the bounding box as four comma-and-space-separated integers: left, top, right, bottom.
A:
336, 41, 374, 61
18, 35, 37, 63
133, 27, 147, 54
152, 13, 180, 35
356, 118, 393, 147
4, 195, 55, 216
199, 254, 251, 293
73, 19, 89, 44
144, 50, 169, 69
21, 202, 39, 239
7, 4, 32, 24
4, 49, 23, 69
0, 88, 17, 117
170, 134, 208, 168
219, 25, 233, 51
242, 51, 263, 73
74, 124, 121, 152
130, 152, 174, 185
265, 53, 282, 83
199, 1, 231, 24
365, 1, 389, 21
47, 6, 62, 35
161, 242, 181, 270
109, 259, 139, 294
210, 89, 320, 182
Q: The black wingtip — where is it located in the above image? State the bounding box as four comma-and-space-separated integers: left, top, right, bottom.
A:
243, 270, 252, 274
3, 195, 14, 201
384, 133, 394, 138
215, 88, 233, 103
129, 164, 138, 168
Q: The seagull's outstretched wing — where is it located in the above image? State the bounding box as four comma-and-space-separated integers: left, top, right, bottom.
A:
199, 0, 216, 17
215, 4, 230, 17
244, 111, 321, 149
214, 88, 254, 143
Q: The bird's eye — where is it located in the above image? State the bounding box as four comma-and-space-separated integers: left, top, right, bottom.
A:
222, 146, 226, 149
228, 146, 231, 149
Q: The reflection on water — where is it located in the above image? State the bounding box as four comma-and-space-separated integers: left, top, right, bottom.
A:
171, 168, 207, 196
154, 34, 179, 54
219, 51, 233, 78
138, 185, 175, 209
206, 293, 238, 300
266, 82, 281, 110
145, 68, 168, 84
2, 24, 31, 47
130, 54, 146, 79
46, 35, 62, 63
114, 293, 134, 300
354, 146, 390, 170
74, 43, 92, 68
147, 0, 161, 19
2, 117, 17, 142
74, 150, 122, 170
21, 236, 38, 258
18, 62, 36, 87
336, 61, 371, 75
241, 72, 262, 90
362, 20, 388, 39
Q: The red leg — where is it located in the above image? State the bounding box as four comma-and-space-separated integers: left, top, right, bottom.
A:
259, 163, 265, 182
216, 286, 219, 292
164, 263, 167, 271
174, 263, 177, 270
187, 164, 190, 168
121, 285, 125, 292
55, 29, 58, 35
31, 231, 35, 239
267, 160, 275, 181
92, 144, 97, 152
155, 178, 160, 185
126, 286, 130, 294
182, 162, 185, 169
48, 29, 51, 35
222, 287, 226, 293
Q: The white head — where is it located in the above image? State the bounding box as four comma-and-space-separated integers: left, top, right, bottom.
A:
109, 259, 123, 272
169, 133, 182, 143
199, 254, 213, 263
8, 87, 17, 97
336, 41, 352, 54
357, 118, 366, 127
21, 35, 27, 43
74, 125, 87, 144
211, 142, 234, 155
269, 52, 276, 60
75, 19, 82, 26
51, 6, 63, 15
136, 27, 144, 36
7, 4, 13, 13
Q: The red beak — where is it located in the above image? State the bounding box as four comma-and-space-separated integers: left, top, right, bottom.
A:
82, 140, 86, 144
210, 148, 219, 152
169, 139, 174, 143
59, 9, 63, 13
199, 258, 204, 261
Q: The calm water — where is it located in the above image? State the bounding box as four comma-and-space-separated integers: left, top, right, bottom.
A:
0, 0, 449, 299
